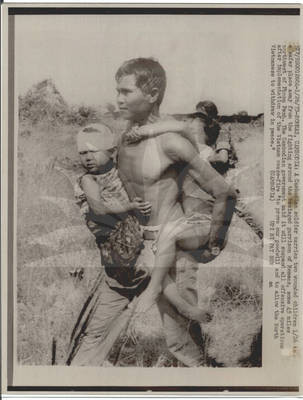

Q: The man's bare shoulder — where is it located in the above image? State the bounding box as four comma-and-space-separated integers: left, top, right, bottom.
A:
159, 132, 198, 162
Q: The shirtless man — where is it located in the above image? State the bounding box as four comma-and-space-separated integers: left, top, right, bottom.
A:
116, 58, 237, 365
68, 58, 236, 367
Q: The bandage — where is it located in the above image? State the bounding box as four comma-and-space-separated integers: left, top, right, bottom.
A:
77, 123, 116, 152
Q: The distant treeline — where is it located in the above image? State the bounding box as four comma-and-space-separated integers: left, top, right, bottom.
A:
219, 113, 264, 123
173, 113, 264, 124
19, 79, 264, 127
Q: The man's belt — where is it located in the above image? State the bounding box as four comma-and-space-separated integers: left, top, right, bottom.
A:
142, 226, 160, 241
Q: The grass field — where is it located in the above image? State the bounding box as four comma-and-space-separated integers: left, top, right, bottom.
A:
17, 114, 263, 367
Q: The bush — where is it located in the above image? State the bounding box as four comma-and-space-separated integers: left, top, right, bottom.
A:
65, 105, 100, 126
19, 79, 69, 126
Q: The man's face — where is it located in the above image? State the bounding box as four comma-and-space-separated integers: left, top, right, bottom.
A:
116, 74, 154, 122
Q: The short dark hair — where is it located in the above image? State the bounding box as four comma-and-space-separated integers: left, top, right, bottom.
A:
115, 58, 167, 106
196, 100, 218, 120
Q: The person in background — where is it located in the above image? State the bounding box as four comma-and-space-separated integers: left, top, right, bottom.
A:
196, 100, 238, 175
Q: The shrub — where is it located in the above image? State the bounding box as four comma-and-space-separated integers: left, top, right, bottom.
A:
19, 79, 69, 126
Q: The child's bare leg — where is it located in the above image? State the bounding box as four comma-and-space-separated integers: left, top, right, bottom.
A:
160, 217, 212, 322
136, 223, 178, 313
162, 274, 212, 323
136, 218, 212, 322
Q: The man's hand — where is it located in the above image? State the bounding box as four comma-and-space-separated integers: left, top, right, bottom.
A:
208, 149, 229, 164
199, 245, 221, 263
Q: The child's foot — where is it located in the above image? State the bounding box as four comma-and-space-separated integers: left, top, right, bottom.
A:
190, 306, 212, 323
176, 302, 212, 323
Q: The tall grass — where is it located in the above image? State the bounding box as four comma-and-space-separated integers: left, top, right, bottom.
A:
198, 266, 262, 367
17, 119, 263, 367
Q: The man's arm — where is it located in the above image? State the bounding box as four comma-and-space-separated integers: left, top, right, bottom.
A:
162, 133, 237, 250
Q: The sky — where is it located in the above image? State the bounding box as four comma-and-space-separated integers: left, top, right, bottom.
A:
15, 14, 299, 115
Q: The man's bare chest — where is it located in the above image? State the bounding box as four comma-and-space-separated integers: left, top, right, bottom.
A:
118, 139, 170, 185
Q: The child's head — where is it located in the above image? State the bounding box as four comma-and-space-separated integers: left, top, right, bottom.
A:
77, 124, 116, 174
115, 58, 166, 122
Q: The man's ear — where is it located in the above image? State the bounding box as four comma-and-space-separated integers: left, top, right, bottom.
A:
149, 87, 160, 104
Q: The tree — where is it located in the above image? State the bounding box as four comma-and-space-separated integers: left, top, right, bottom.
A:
237, 110, 250, 123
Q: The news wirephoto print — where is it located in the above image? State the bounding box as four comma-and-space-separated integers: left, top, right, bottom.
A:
1, 4, 301, 395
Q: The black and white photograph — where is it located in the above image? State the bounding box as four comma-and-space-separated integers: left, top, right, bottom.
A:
1, 3, 302, 394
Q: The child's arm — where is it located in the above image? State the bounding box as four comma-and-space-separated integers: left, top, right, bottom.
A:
81, 175, 151, 216
141, 120, 188, 137
126, 120, 198, 149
